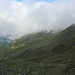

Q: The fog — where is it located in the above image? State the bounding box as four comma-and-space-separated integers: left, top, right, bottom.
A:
0, 0, 75, 39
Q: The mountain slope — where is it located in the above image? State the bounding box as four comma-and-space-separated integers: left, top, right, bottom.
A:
9, 24, 75, 60
0, 24, 75, 75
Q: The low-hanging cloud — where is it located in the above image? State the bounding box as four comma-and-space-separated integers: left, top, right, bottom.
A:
0, 0, 75, 39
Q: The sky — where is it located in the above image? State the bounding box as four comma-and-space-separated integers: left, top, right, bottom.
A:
17, 0, 55, 2
0, 0, 75, 39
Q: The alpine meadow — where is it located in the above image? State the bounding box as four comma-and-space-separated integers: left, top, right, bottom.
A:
0, 0, 75, 75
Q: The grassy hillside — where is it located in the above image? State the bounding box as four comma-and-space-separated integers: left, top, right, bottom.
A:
0, 24, 75, 75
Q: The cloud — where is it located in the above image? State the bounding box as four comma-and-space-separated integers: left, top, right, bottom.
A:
0, 0, 75, 39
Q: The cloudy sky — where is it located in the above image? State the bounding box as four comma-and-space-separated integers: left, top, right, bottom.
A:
0, 0, 75, 39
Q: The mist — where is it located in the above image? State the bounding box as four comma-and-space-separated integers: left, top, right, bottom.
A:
0, 0, 75, 39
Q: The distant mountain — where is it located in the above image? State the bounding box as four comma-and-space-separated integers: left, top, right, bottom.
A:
0, 24, 75, 75
0, 35, 10, 46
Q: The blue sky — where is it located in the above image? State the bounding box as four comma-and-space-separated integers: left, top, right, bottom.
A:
16, 0, 55, 2
16, 0, 23, 2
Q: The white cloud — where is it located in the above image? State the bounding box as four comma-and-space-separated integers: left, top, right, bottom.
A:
0, 0, 75, 39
